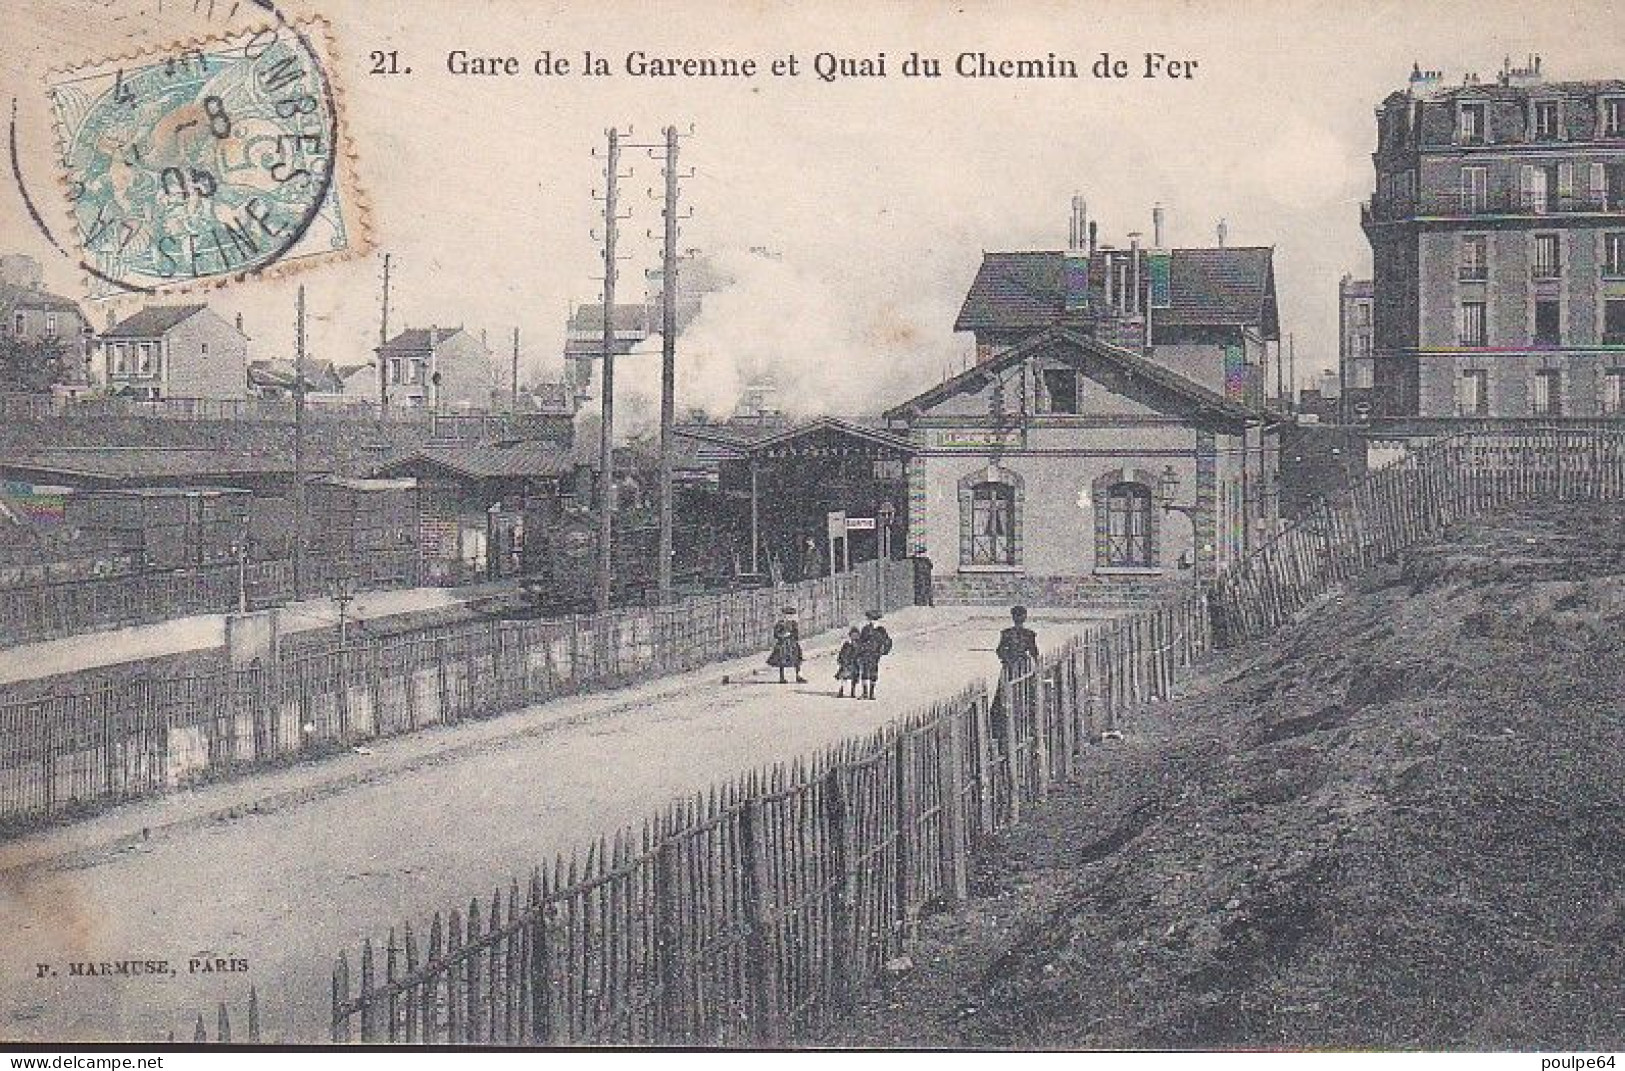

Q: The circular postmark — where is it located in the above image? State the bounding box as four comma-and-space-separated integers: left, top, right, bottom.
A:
14, 7, 351, 297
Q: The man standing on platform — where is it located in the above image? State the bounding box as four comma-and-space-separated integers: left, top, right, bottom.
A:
996, 604, 1039, 676
856, 608, 892, 700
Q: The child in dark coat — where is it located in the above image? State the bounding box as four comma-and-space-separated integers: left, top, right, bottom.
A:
767, 607, 806, 683
835, 627, 862, 698
855, 609, 892, 700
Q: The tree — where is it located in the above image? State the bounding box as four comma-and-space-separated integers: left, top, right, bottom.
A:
0, 336, 72, 393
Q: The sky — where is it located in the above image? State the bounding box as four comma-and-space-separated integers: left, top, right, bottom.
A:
4, 0, 1625, 431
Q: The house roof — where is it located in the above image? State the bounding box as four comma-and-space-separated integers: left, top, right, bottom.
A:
102, 304, 208, 338
567, 304, 649, 334
378, 327, 467, 355
1419, 78, 1625, 103
374, 440, 576, 481
953, 247, 1279, 339
2, 447, 306, 482
884, 326, 1268, 428
0, 283, 83, 317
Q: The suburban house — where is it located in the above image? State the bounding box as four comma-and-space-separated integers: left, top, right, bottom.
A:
0, 278, 92, 387
885, 199, 1283, 605
248, 358, 374, 404
99, 304, 250, 400
376, 326, 495, 410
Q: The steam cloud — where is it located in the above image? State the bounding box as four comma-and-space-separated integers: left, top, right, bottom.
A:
575, 246, 961, 442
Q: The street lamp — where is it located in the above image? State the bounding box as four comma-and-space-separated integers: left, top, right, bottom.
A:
1158, 464, 1202, 576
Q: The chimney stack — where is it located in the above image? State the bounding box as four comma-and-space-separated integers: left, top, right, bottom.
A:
1216, 219, 1228, 248
1068, 193, 1088, 252
1152, 204, 1166, 249
1063, 194, 1091, 315
1087, 220, 1098, 257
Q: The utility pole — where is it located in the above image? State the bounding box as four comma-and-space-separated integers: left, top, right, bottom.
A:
656, 124, 680, 605
511, 326, 520, 413
595, 127, 623, 613
293, 284, 308, 598
377, 252, 391, 420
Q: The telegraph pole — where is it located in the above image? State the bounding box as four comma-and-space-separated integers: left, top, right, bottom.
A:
511, 326, 520, 413
377, 252, 391, 419
656, 125, 680, 605
293, 284, 308, 598
595, 127, 622, 613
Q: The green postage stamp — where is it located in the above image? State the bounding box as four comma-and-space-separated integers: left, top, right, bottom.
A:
45, 17, 367, 298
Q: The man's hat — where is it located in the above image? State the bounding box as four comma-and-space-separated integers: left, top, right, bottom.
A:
864, 608, 883, 621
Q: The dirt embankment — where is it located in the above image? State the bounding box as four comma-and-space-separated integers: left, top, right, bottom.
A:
819, 505, 1625, 1051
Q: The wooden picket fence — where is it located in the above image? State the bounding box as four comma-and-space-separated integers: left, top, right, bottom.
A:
0, 559, 912, 826
1209, 427, 1625, 645
325, 589, 1211, 1046
171, 989, 261, 1044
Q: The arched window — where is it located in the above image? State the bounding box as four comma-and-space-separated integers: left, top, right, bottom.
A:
1105, 482, 1153, 567
968, 482, 1015, 565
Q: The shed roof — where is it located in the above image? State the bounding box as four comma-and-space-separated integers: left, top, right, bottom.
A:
2, 447, 305, 482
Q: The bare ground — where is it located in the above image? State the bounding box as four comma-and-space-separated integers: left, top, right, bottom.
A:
816, 504, 1625, 1051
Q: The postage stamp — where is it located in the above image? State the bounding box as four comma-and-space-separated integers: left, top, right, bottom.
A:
44, 16, 367, 299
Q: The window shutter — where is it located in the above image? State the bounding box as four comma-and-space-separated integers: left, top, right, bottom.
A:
1521, 165, 1536, 202
1593, 163, 1607, 200
1558, 163, 1574, 199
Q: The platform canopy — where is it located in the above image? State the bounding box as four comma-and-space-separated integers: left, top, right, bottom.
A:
674, 416, 916, 462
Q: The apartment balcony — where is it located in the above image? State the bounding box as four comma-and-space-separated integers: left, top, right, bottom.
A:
1364, 190, 1625, 224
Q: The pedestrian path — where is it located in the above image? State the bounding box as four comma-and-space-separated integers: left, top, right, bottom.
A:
0, 604, 1117, 1043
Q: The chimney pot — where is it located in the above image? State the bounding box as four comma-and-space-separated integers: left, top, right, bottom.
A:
1152, 204, 1166, 249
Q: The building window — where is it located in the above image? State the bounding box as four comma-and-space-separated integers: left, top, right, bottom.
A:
110, 343, 126, 375
11, 311, 23, 335
1355, 302, 1371, 327
1605, 300, 1625, 345
389, 357, 403, 384
968, 482, 1015, 566
136, 342, 154, 373
1104, 483, 1154, 568
44, 313, 57, 337
1461, 166, 1488, 213
1603, 369, 1625, 414
1460, 301, 1488, 347
1533, 100, 1561, 140
1459, 235, 1488, 281
1039, 368, 1080, 414
1533, 369, 1562, 415
1459, 102, 1486, 144
1460, 369, 1489, 416
1532, 233, 1561, 279
1534, 300, 1562, 346
1605, 98, 1625, 138
1522, 164, 1558, 213
1605, 233, 1625, 278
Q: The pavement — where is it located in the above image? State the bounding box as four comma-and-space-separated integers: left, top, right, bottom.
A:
0, 584, 498, 686
0, 603, 1121, 1044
